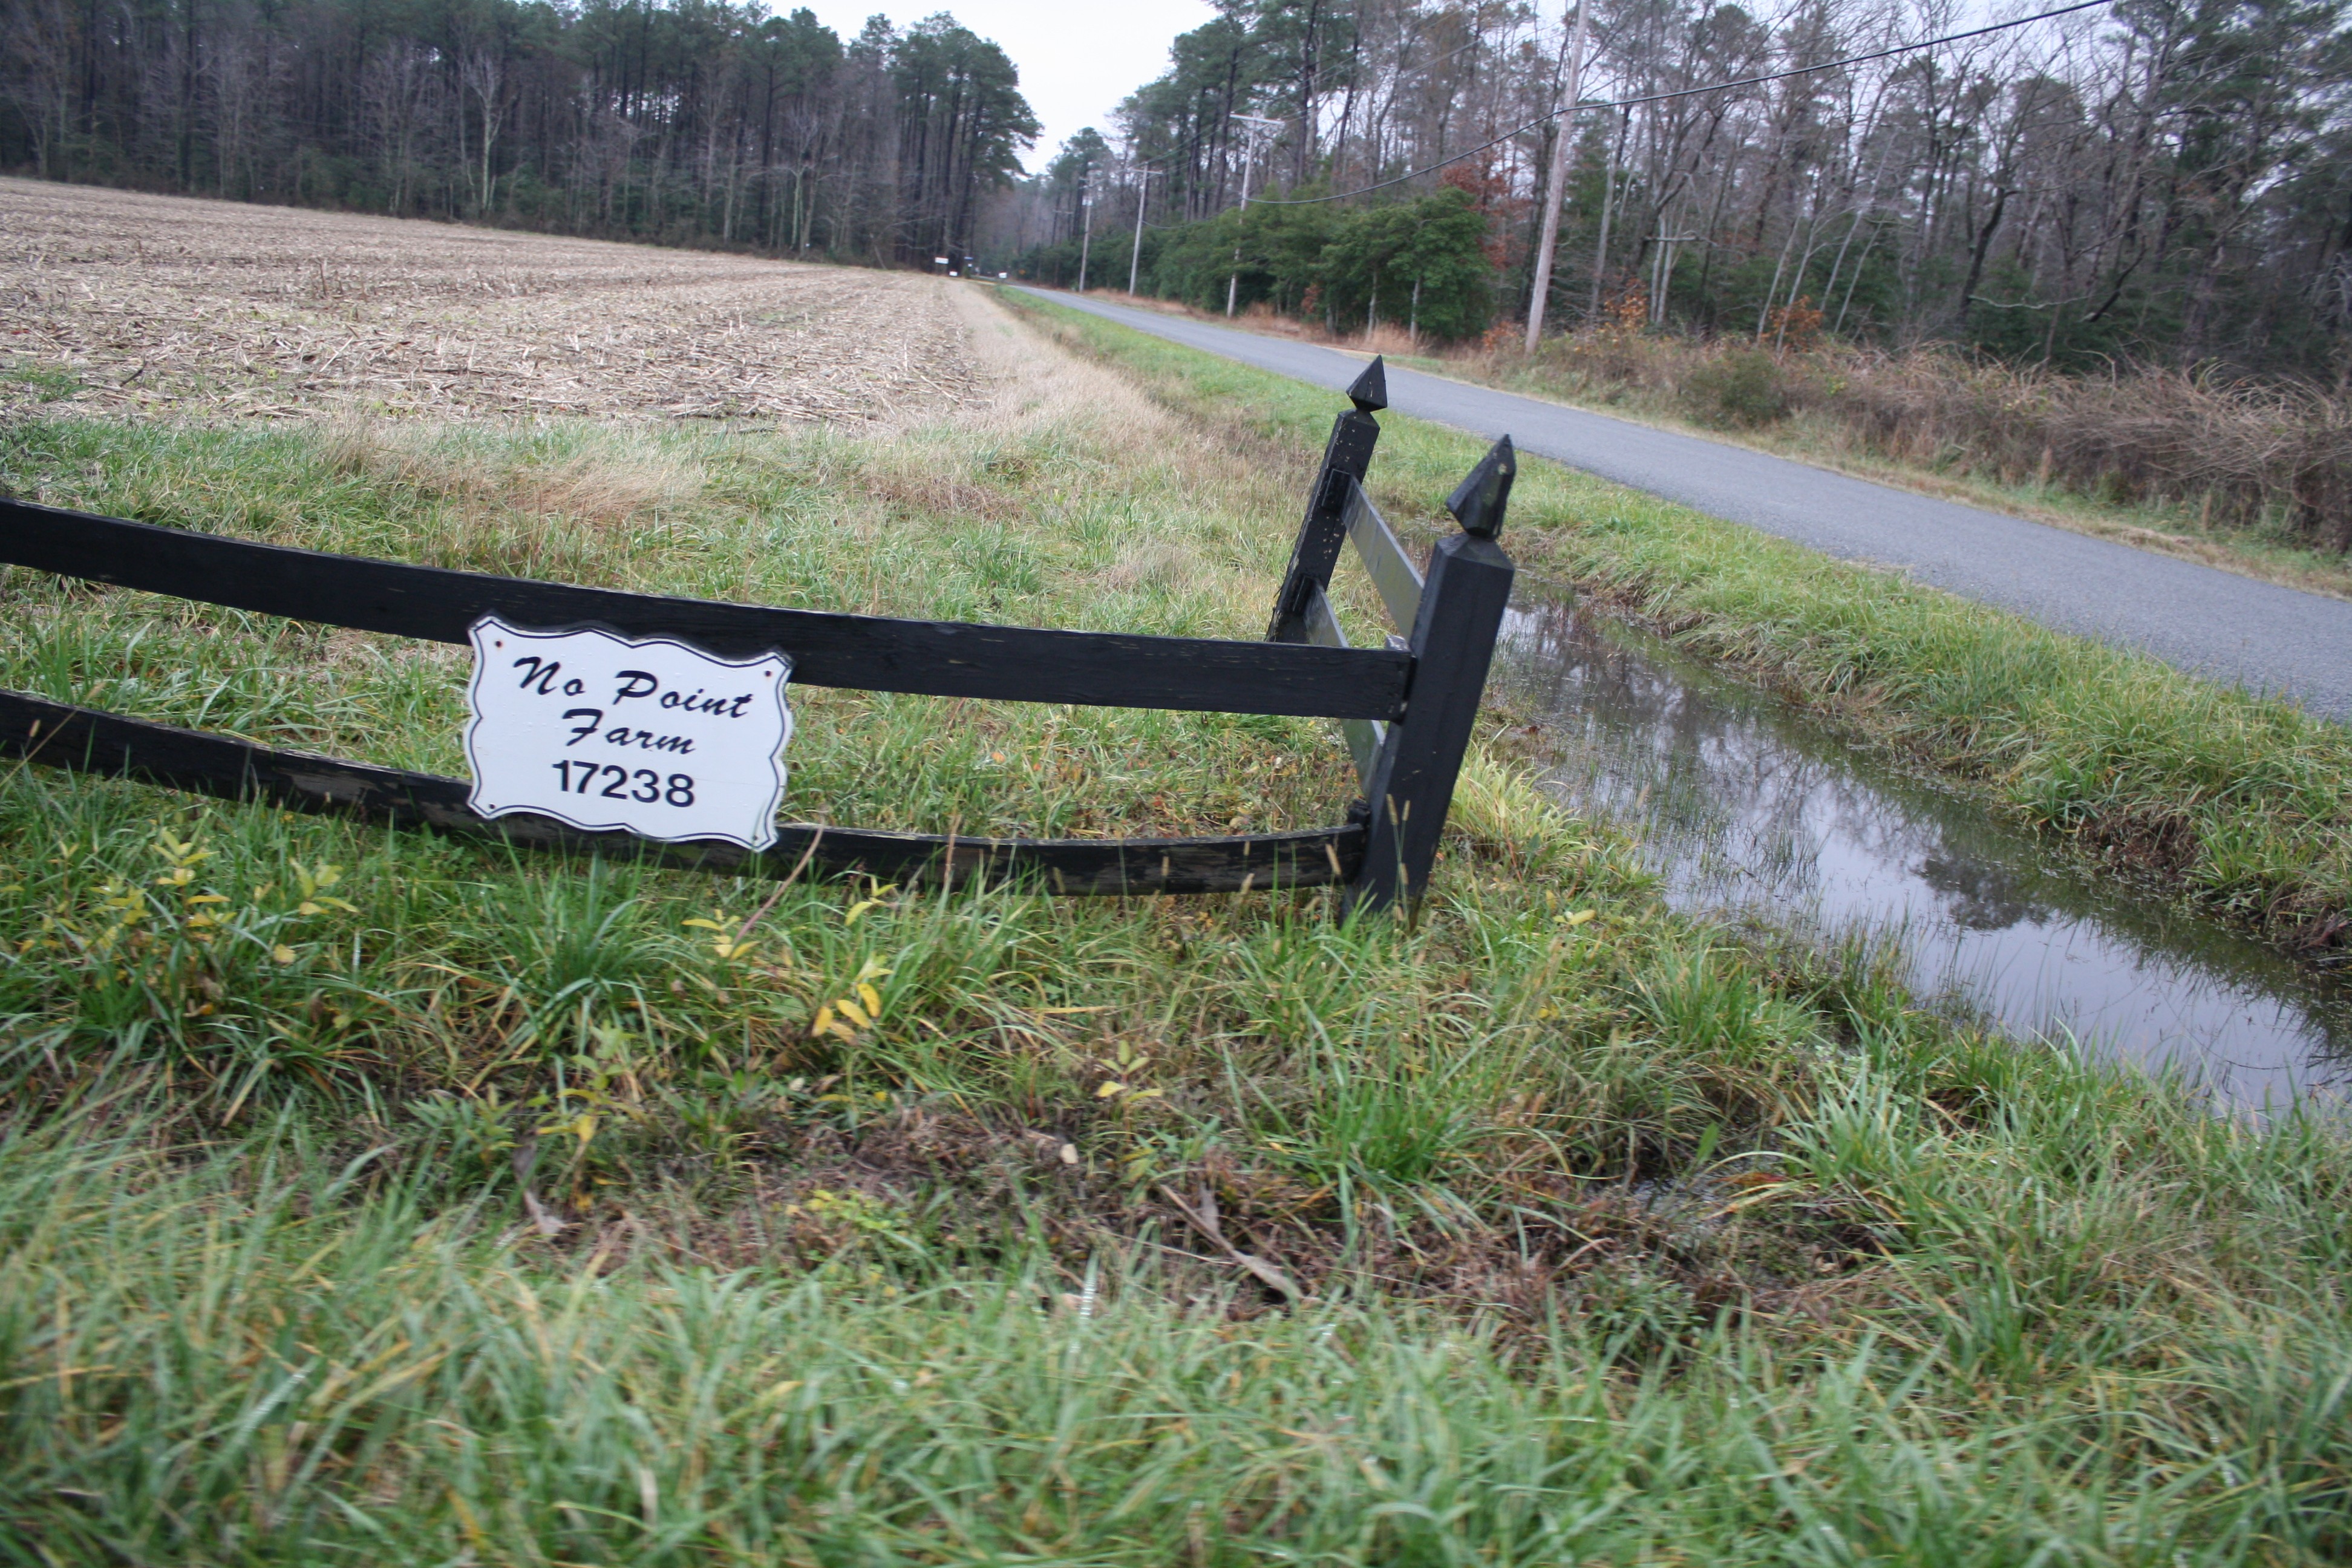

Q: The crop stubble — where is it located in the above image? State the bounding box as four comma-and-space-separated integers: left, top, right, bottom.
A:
0, 178, 984, 424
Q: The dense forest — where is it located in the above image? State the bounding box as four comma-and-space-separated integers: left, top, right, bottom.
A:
0, 0, 1037, 266
999, 0, 2352, 371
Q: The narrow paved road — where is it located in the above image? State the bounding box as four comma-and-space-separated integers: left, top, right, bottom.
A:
1024, 287, 2352, 725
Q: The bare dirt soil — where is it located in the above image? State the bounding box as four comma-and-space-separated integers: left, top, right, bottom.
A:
0, 179, 984, 425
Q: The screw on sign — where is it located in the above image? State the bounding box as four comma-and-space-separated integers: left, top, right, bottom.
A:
463, 618, 794, 851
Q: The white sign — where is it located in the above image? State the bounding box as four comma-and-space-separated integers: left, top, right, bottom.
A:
463, 617, 793, 852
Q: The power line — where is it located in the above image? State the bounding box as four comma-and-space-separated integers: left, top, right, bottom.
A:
1246, 0, 2112, 207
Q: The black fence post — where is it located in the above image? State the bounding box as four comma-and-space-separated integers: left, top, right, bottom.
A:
1267, 358, 1388, 642
1347, 436, 1517, 915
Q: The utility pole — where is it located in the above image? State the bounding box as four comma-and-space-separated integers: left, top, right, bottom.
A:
1077, 172, 1098, 292
1523, 0, 1590, 353
1128, 165, 1162, 296
1226, 112, 1283, 318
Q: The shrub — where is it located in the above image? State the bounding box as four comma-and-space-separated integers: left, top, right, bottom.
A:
1681, 348, 1792, 428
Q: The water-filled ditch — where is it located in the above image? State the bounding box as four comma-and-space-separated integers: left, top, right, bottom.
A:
1494, 586, 2352, 1109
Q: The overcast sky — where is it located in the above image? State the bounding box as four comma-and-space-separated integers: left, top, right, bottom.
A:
791, 2, 1220, 172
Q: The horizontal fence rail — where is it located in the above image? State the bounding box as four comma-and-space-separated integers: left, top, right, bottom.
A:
0, 358, 1511, 912
1341, 479, 1423, 635
0, 500, 1411, 722
0, 690, 1362, 895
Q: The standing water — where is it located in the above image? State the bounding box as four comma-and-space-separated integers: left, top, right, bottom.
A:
1495, 589, 2352, 1109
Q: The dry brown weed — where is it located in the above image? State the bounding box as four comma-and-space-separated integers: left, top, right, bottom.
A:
324, 419, 705, 528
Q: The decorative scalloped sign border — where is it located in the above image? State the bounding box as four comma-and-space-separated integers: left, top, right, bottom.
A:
463, 616, 792, 852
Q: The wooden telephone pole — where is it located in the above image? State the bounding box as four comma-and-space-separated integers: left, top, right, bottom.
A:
1226, 113, 1284, 318
1523, 0, 1590, 352
1076, 172, 1099, 291
1128, 166, 1162, 295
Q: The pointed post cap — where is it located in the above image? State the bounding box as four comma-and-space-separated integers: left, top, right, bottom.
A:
1346, 355, 1388, 413
1446, 436, 1516, 539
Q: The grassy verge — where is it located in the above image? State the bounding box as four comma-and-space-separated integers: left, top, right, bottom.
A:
2, 304, 2350, 1561
1014, 294, 2352, 965
1067, 289, 2352, 598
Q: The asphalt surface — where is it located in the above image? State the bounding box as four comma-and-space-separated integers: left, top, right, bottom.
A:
1022, 287, 2352, 725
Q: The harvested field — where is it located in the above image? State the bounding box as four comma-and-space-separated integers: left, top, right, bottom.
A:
0, 178, 984, 425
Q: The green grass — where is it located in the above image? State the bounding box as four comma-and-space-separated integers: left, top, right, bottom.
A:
1015, 296, 2352, 962
10, 1096, 2352, 1565
2, 316, 2351, 1561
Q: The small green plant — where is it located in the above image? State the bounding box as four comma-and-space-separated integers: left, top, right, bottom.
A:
786, 1185, 923, 1257
407, 1088, 521, 1179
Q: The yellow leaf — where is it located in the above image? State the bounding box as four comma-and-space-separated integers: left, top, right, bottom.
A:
298, 901, 322, 916
857, 982, 883, 1016
1708, 1184, 1800, 1219
272, 945, 297, 964
843, 900, 883, 926
812, 1004, 835, 1036
1566, 909, 1596, 927
1097, 1081, 1125, 1099
854, 958, 894, 984
186, 893, 228, 905
682, 918, 727, 932
834, 998, 871, 1028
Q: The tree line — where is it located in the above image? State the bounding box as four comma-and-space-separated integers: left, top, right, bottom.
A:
1007, 178, 1504, 344
14, 0, 2351, 373
0, 0, 1038, 267
992, 0, 2352, 372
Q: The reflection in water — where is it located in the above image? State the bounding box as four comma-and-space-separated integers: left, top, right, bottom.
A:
1496, 592, 2352, 1109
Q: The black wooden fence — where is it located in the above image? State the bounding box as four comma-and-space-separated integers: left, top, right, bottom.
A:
0, 358, 1515, 910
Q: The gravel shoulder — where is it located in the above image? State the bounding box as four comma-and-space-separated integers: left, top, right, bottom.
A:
1026, 287, 2352, 727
